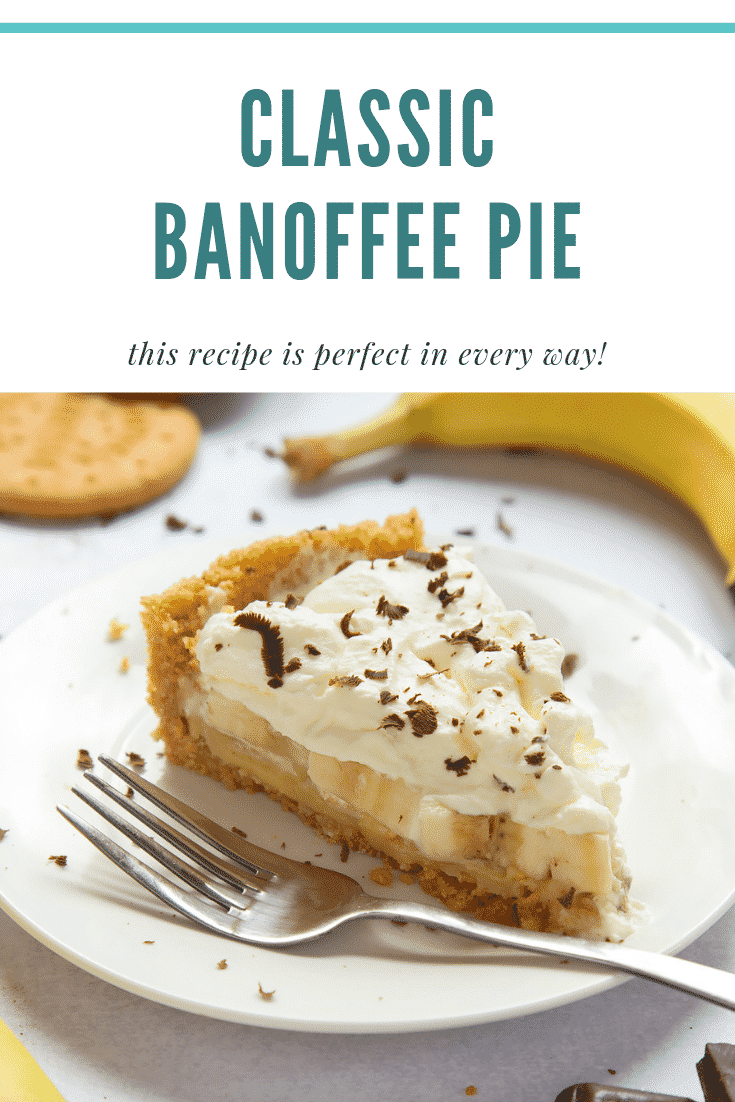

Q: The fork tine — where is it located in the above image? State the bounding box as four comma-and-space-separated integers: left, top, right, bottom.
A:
80, 771, 268, 893
65, 786, 252, 911
97, 754, 283, 878
57, 804, 251, 940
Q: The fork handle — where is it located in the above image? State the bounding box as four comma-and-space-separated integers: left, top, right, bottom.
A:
355, 897, 735, 1011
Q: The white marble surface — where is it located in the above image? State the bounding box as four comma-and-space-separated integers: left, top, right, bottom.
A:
1, 392, 734, 1102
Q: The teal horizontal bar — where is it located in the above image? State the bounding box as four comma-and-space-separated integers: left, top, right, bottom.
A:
0, 22, 733, 33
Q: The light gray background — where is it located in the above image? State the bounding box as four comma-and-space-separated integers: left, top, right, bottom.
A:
1, 393, 734, 1102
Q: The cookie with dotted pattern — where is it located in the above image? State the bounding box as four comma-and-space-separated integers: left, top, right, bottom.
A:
0, 393, 200, 518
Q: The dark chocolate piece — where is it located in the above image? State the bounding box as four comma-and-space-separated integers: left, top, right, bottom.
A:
376, 595, 409, 622
233, 611, 285, 684
698, 1043, 735, 1102
340, 610, 362, 638
554, 1086, 694, 1102
404, 548, 448, 570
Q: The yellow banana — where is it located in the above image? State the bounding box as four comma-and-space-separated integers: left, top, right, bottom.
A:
0, 1018, 66, 1102
282, 393, 735, 589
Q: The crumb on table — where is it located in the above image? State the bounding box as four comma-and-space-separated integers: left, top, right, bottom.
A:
119, 656, 130, 673
107, 618, 129, 641
258, 983, 275, 1000
76, 749, 93, 769
48, 855, 67, 866
217, 959, 228, 970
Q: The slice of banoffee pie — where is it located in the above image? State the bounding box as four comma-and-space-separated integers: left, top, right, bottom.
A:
142, 510, 638, 940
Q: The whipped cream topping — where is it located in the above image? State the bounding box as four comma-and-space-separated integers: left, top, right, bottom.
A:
195, 547, 627, 836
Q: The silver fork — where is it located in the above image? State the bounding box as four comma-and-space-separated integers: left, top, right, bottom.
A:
57, 755, 735, 1011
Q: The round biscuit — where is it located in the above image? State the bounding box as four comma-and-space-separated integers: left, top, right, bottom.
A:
0, 393, 201, 518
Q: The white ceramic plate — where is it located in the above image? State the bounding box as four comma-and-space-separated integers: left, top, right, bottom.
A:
2, 537, 735, 1033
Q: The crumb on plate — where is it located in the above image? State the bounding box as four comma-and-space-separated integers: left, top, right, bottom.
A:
369, 866, 393, 887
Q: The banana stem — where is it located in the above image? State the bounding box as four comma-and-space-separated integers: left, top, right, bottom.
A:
282, 395, 434, 482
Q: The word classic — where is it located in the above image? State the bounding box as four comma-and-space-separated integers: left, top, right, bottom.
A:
154, 88, 582, 283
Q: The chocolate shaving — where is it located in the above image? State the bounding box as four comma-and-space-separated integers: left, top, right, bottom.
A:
304, 644, 321, 656
214, 643, 223, 652
284, 658, 302, 674
376, 595, 409, 623
444, 755, 473, 776
165, 513, 188, 531
558, 888, 575, 909
439, 622, 490, 653
496, 511, 513, 538
234, 610, 285, 685
427, 571, 449, 593
512, 641, 529, 672
379, 713, 405, 730
524, 751, 545, 766
493, 775, 515, 793
364, 668, 388, 680
284, 593, 300, 609
404, 549, 448, 571
380, 638, 392, 655
550, 691, 570, 703
329, 675, 362, 688
437, 586, 464, 608
379, 690, 399, 705
76, 749, 93, 769
340, 610, 362, 638
561, 653, 578, 678
405, 700, 438, 736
